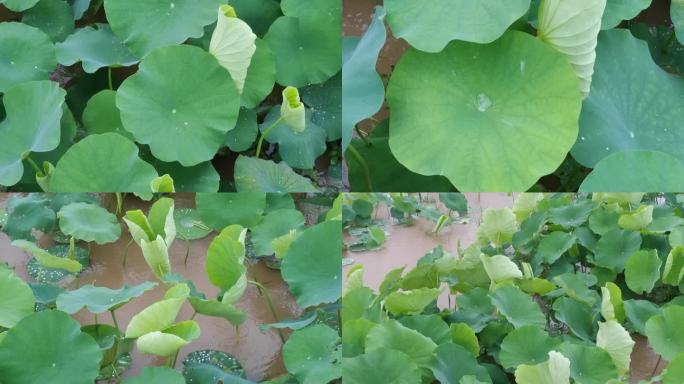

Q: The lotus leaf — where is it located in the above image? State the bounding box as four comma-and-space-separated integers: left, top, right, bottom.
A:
0, 23, 56, 92
625, 249, 661, 294
0, 269, 35, 328
174, 208, 211, 241
2, 194, 55, 240
22, 0, 75, 43
283, 324, 341, 384
0, 0, 39, 11
226, 108, 258, 152
136, 320, 201, 356
596, 320, 634, 375
251, 209, 304, 256
558, 342, 618, 384
56, 281, 156, 314
122, 366, 185, 384
663, 246, 684, 286
58, 202, 121, 243
365, 319, 437, 368
56, 24, 138, 73
499, 326, 559, 369
645, 305, 684, 360
259, 107, 327, 170
242, 39, 276, 109
385, 288, 443, 316
602, 0, 652, 29
209, 5, 256, 93
477, 208, 517, 246
81, 90, 133, 139
490, 285, 546, 329
196, 193, 266, 229
593, 229, 642, 271
514, 351, 570, 384
342, 349, 421, 384
233, 156, 318, 192
182, 349, 248, 383
427, 343, 492, 384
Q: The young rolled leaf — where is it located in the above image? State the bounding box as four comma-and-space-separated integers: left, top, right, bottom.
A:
205, 226, 247, 304
280, 86, 306, 133
209, 5, 257, 93
596, 320, 634, 376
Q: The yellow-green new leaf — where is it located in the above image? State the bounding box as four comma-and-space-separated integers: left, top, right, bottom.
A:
209, 5, 257, 93
125, 297, 185, 338
538, 0, 607, 97
600, 282, 625, 323
280, 86, 306, 133
596, 320, 635, 376
480, 254, 522, 284
618, 205, 653, 231
514, 351, 571, 384
477, 208, 517, 246
140, 236, 172, 279
12, 240, 82, 274
663, 246, 684, 286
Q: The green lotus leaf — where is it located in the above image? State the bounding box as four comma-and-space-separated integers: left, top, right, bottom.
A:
125, 296, 185, 338
182, 349, 249, 383
596, 320, 634, 375
384, 288, 442, 316
282, 220, 342, 307
2, 194, 56, 241
450, 323, 480, 357
259, 107, 327, 170
302, 71, 341, 141
554, 273, 599, 305
537, 232, 576, 264
600, 282, 625, 323
623, 299, 660, 335
57, 202, 121, 244
283, 324, 341, 384
188, 297, 246, 325
0, 269, 35, 328
56, 281, 156, 314
56, 24, 138, 73
365, 319, 437, 368
519, 277, 557, 295
251, 209, 304, 256
647, 206, 684, 233
0, 0, 39, 11
593, 229, 642, 272
116, 45, 240, 166
26, 244, 89, 283
196, 193, 266, 229
588, 207, 620, 235
625, 249, 661, 294
537, 0, 606, 96
583, 153, 684, 192
491, 285, 546, 329
0, 23, 57, 92
602, 0, 652, 29
342, 318, 376, 358
0, 310, 102, 384
630, 22, 684, 76
0, 81, 65, 187
387, 31, 581, 191
553, 297, 597, 342
136, 320, 201, 356
663, 352, 684, 384
206, 226, 246, 298
512, 194, 544, 223
342, 349, 421, 384
396, 315, 450, 345
571, 30, 684, 168
592, 192, 645, 205
70, 0, 90, 19
122, 366, 185, 384
346, 121, 453, 192
477, 208, 517, 246
558, 342, 618, 384
385, 0, 529, 51
263, 0, 341, 87
342, 6, 386, 150
233, 156, 318, 193
12, 239, 82, 273
50, 133, 158, 192
272, 230, 298, 260
22, 0, 75, 43
242, 39, 276, 109
674, 0, 684, 43
548, 199, 593, 228
209, 5, 256, 93
427, 343, 492, 384
104, 0, 223, 57
228, 0, 281, 37
663, 246, 684, 286
617, 204, 653, 231
479, 254, 521, 284
499, 326, 560, 369
514, 351, 571, 384
226, 108, 258, 152
81, 90, 132, 139
174, 208, 211, 241
645, 305, 684, 360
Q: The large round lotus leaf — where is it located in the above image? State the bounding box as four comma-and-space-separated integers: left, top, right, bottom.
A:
264, 0, 341, 87
580, 151, 684, 192
251, 209, 304, 256
104, 0, 223, 57
58, 202, 121, 244
233, 156, 318, 193
499, 326, 559, 369
557, 342, 618, 384
397, 315, 450, 345
0, 310, 102, 384
384, 288, 443, 316
365, 319, 437, 367
343, 348, 420, 384
50, 133, 158, 192
22, 0, 75, 43
81, 90, 132, 139
196, 193, 266, 229
623, 299, 660, 335
0, 80, 65, 187
552, 297, 597, 342
645, 305, 684, 360
2, 194, 56, 241
427, 343, 492, 384
387, 31, 582, 191
225, 108, 258, 152
116, 45, 240, 166
25, 244, 89, 283
0, 269, 35, 328
182, 349, 246, 380
548, 198, 593, 229
122, 367, 185, 384
601, 0, 652, 29
0, 23, 57, 92
239, 38, 275, 109
56, 24, 138, 73
593, 229, 641, 272
174, 208, 212, 240
342, 7, 386, 150
282, 220, 342, 308
56, 281, 156, 314
302, 72, 341, 142
260, 107, 327, 170
230, 0, 281, 37
571, 30, 684, 167
490, 285, 546, 329
0, 0, 39, 11
663, 352, 684, 384
536, 232, 576, 264
283, 324, 341, 384
624, 249, 661, 294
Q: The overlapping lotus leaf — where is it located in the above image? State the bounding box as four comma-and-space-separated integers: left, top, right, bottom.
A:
557, 342, 618, 384
196, 193, 266, 229
2, 193, 56, 241
174, 208, 211, 241
0, 269, 35, 328
242, 39, 276, 109
387, 31, 582, 191
490, 285, 546, 329
182, 349, 251, 384
260, 107, 327, 170
283, 324, 341, 384
251, 209, 304, 256
22, 0, 75, 42
601, 0, 652, 29
81, 90, 132, 139
0, 23, 56, 92
0, 0, 39, 11
209, 5, 256, 93
233, 156, 318, 193
225, 108, 258, 152
116, 45, 240, 166
56, 24, 138, 73
596, 320, 634, 375
514, 351, 570, 384
342, 349, 420, 384
428, 343, 492, 384
56, 281, 156, 314
645, 305, 684, 360
499, 326, 559, 369
58, 202, 121, 244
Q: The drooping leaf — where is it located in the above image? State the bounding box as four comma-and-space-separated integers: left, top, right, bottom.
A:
480, 254, 522, 284
663, 246, 684, 286
365, 319, 437, 368
12, 240, 83, 274
384, 288, 443, 316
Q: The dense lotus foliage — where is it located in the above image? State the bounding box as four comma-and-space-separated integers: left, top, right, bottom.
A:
0, 193, 342, 383
344, 0, 684, 192
342, 192, 684, 383
0, 0, 341, 194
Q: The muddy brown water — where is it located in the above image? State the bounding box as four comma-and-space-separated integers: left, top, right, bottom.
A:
342, 193, 667, 383
0, 193, 301, 381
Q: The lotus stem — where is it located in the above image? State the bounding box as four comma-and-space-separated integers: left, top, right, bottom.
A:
110, 310, 121, 334
121, 238, 134, 267
354, 126, 370, 146
650, 355, 662, 379
115, 193, 123, 216
184, 238, 190, 266
248, 279, 285, 343
346, 145, 373, 191
190, 311, 197, 320
167, 350, 179, 368
255, 117, 283, 158
108, 67, 113, 90
94, 313, 98, 325
23, 155, 43, 176
192, 221, 211, 231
